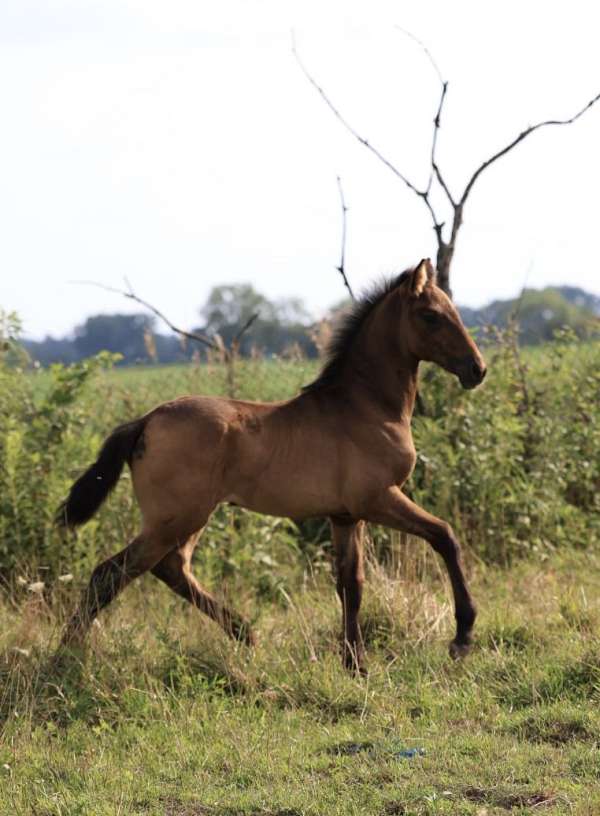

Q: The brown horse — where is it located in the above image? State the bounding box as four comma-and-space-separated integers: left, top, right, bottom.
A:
57, 259, 486, 672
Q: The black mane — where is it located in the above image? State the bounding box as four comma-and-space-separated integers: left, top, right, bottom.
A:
303, 269, 412, 393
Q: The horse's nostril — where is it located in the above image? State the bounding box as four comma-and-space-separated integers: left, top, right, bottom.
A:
457, 356, 486, 388
471, 361, 486, 382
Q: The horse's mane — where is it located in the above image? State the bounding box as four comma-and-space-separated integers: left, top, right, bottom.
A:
302, 268, 412, 393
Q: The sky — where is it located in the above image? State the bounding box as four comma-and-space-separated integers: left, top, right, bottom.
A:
1, 0, 599, 339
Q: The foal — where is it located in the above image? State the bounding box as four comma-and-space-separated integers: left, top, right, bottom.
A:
58, 259, 486, 672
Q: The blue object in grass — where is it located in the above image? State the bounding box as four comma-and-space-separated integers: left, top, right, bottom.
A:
394, 747, 426, 759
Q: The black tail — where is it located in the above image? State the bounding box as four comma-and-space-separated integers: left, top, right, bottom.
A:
56, 418, 146, 529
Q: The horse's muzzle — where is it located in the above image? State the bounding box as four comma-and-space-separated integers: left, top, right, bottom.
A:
454, 355, 487, 390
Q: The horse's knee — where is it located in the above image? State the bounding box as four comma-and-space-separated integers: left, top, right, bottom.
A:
431, 523, 460, 559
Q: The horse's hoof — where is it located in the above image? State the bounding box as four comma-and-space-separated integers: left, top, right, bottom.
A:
343, 652, 367, 677
232, 620, 256, 647
449, 639, 471, 660
47, 644, 85, 675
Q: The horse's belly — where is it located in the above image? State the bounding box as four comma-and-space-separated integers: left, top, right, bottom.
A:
223, 455, 346, 518
223, 484, 344, 520
223, 426, 347, 518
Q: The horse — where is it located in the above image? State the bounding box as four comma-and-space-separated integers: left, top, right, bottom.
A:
57, 259, 486, 673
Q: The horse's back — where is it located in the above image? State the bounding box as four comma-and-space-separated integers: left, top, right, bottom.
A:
130, 392, 345, 521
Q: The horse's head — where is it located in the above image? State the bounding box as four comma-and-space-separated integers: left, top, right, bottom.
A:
401, 259, 486, 389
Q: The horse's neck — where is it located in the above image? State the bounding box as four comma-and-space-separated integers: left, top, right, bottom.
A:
342, 300, 419, 423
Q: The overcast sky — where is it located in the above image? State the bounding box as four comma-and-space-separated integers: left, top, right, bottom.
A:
1, 0, 599, 339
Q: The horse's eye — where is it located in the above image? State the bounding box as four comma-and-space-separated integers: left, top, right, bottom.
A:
420, 310, 440, 326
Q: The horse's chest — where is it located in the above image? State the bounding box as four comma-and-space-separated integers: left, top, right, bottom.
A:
347, 424, 416, 487
393, 446, 417, 485
378, 442, 416, 486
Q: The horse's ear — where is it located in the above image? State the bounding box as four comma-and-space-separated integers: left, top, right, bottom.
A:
409, 258, 435, 296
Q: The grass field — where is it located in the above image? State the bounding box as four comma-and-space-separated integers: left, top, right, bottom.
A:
1, 334, 599, 814
1, 548, 600, 815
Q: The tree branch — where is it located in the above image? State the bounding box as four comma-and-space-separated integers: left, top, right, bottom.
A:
292, 38, 425, 200
394, 26, 444, 84
335, 176, 355, 300
293, 33, 450, 247
394, 27, 456, 211
460, 90, 600, 206
232, 312, 260, 346
429, 81, 456, 207
71, 280, 218, 351
294, 26, 600, 300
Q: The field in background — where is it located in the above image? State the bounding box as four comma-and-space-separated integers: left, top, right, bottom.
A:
0, 331, 599, 814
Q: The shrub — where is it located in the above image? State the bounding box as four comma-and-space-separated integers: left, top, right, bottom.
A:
0, 312, 598, 585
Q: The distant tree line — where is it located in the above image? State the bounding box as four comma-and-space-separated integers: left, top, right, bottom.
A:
24, 284, 319, 366
21, 283, 599, 367
460, 285, 600, 346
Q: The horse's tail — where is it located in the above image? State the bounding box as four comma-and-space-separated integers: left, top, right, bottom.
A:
56, 418, 146, 530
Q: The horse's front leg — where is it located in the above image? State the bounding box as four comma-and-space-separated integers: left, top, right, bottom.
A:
365, 487, 476, 658
330, 517, 366, 674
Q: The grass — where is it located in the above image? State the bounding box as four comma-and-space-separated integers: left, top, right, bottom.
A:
1, 546, 600, 815
2, 335, 599, 812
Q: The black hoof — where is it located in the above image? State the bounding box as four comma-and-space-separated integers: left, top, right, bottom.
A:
231, 620, 256, 647
449, 639, 471, 660
343, 649, 367, 677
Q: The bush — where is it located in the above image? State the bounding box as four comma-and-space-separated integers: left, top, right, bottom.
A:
0, 311, 122, 573
410, 327, 600, 562
0, 311, 598, 587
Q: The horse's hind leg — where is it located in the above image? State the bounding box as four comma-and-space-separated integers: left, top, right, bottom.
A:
60, 529, 173, 648
151, 537, 255, 646
330, 518, 366, 674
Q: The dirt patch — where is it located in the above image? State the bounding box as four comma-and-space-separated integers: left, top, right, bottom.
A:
160, 801, 212, 816
161, 801, 301, 816
325, 740, 374, 755
382, 803, 407, 815
463, 786, 557, 810
517, 716, 595, 745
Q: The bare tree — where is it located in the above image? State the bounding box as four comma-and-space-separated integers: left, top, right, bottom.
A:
293, 32, 600, 297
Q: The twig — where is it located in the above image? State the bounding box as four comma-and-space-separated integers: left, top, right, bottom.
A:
71, 280, 217, 351
511, 261, 534, 323
394, 26, 456, 208
394, 25, 444, 84
429, 82, 456, 208
293, 39, 424, 200
335, 176, 354, 300
232, 312, 260, 346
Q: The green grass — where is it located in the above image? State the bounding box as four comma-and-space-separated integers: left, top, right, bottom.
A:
29, 356, 320, 405
2, 548, 600, 815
